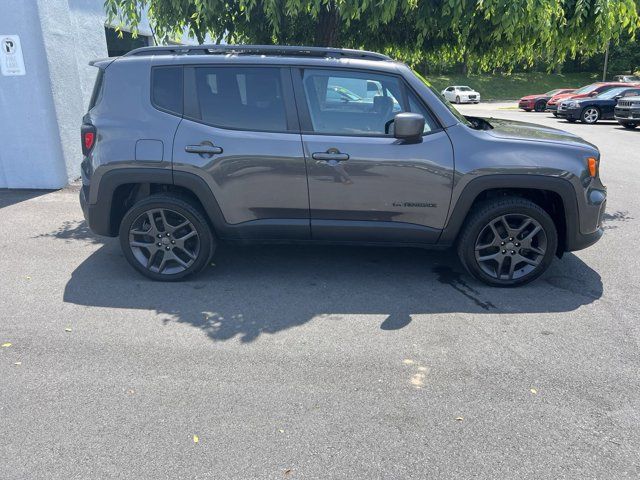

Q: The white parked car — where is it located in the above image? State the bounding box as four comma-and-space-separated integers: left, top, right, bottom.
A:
441, 85, 481, 104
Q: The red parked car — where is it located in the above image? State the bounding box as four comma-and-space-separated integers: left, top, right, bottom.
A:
546, 82, 635, 116
519, 89, 575, 112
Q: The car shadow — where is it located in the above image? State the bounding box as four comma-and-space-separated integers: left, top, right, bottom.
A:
0, 189, 55, 209
58, 220, 604, 343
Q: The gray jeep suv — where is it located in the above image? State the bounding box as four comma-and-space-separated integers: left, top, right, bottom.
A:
80, 45, 606, 287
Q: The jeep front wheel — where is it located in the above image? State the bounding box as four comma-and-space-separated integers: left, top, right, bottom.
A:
119, 195, 215, 281
457, 197, 558, 287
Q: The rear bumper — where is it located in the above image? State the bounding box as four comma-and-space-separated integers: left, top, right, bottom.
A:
519, 100, 534, 109
79, 183, 113, 237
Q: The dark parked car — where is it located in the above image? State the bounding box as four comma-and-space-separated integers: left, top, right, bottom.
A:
546, 82, 632, 116
80, 45, 606, 287
518, 88, 575, 112
615, 95, 640, 129
557, 86, 640, 123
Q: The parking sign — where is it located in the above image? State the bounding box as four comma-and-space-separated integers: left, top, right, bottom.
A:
1, 35, 26, 76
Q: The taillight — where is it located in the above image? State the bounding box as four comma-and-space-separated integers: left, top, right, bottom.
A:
81, 124, 96, 156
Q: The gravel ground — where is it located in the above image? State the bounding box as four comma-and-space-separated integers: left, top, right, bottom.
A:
1, 103, 639, 479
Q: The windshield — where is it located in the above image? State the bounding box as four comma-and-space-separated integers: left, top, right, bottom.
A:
574, 84, 600, 95
457, 86, 473, 91
545, 89, 562, 96
328, 85, 362, 101
411, 70, 471, 126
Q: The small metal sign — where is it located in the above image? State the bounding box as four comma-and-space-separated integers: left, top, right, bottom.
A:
1, 35, 26, 76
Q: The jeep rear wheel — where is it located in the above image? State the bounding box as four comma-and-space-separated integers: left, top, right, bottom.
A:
457, 197, 558, 287
119, 195, 215, 281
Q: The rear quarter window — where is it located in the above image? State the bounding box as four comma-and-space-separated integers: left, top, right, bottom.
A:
151, 66, 183, 115
88, 69, 104, 110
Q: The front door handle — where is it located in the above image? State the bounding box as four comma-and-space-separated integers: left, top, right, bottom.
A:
185, 142, 223, 157
312, 151, 350, 162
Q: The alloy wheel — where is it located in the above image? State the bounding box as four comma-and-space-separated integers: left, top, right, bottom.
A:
128, 208, 200, 275
474, 214, 547, 281
582, 107, 599, 124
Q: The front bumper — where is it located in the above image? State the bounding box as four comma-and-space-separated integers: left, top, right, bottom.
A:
614, 107, 640, 123
566, 184, 606, 252
546, 103, 558, 113
557, 106, 581, 120
519, 100, 534, 110
566, 227, 604, 252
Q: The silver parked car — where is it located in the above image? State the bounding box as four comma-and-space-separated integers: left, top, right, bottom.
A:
613, 75, 640, 83
80, 45, 605, 286
441, 85, 481, 104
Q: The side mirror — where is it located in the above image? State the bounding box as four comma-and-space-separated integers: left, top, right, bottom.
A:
393, 113, 425, 140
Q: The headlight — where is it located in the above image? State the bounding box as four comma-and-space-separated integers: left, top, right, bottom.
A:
567, 102, 579, 108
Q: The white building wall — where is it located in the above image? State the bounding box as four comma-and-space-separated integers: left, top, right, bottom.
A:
0, 0, 170, 189
0, 0, 69, 188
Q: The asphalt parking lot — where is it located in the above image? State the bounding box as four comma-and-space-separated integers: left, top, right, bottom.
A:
1, 103, 639, 479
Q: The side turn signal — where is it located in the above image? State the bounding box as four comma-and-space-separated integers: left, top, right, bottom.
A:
587, 157, 597, 177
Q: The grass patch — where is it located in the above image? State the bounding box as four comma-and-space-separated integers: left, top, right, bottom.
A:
426, 72, 601, 100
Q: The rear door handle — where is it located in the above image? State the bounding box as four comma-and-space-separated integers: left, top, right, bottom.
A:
185, 143, 223, 156
312, 152, 350, 162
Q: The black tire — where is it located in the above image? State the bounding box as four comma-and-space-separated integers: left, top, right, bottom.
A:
534, 101, 546, 112
567, 118, 577, 123
456, 96, 461, 104
523, 108, 532, 112
552, 112, 558, 117
622, 123, 637, 129
457, 197, 558, 287
119, 194, 216, 281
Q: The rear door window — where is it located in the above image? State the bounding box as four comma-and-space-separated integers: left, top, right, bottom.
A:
151, 66, 183, 115
186, 66, 288, 132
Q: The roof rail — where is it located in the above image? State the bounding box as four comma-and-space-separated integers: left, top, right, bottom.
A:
123, 44, 392, 61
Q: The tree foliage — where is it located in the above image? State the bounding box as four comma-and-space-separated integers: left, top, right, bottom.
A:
105, 0, 640, 72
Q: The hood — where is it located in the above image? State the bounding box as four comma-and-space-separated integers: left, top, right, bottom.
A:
482, 118, 596, 149
548, 92, 576, 103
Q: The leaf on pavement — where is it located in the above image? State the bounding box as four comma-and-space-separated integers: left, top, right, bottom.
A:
455, 416, 464, 422
65, 328, 72, 332
530, 388, 538, 394
193, 434, 199, 443
14, 361, 22, 366
1, 342, 11, 348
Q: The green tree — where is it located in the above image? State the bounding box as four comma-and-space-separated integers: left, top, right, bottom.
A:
104, 0, 639, 73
